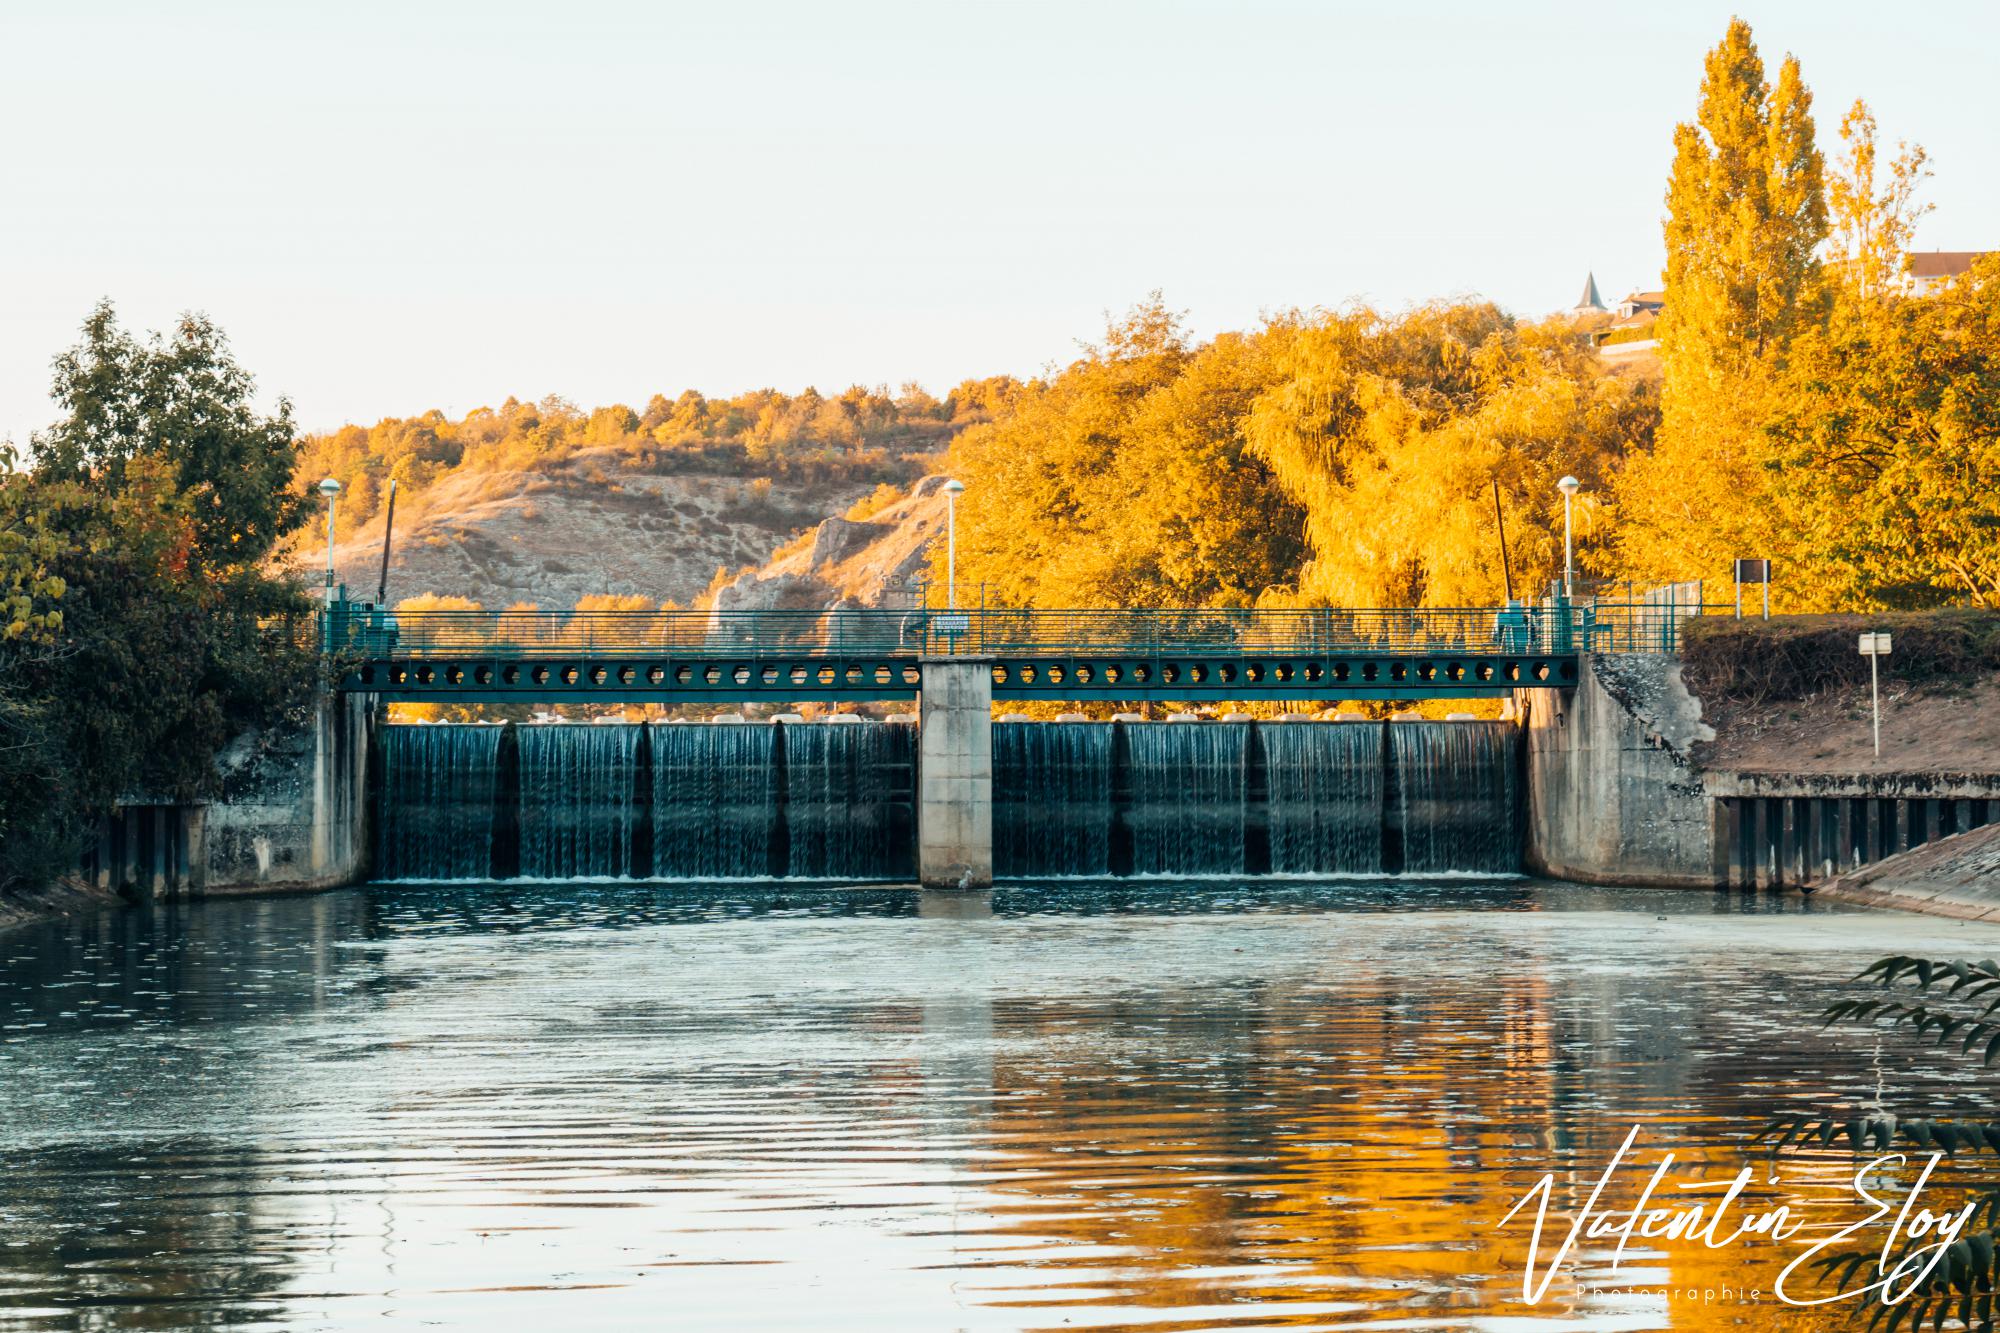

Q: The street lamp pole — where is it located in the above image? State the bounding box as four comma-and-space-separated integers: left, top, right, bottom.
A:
1557, 475, 1581, 597
942, 478, 965, 609
318, 477, 343, 606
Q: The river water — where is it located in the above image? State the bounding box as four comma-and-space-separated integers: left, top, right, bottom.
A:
3, 880, 1998, 1331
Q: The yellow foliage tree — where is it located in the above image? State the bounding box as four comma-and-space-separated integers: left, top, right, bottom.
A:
1616, 18, 1827, 588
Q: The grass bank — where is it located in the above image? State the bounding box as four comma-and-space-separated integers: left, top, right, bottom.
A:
1680, 609, 2000, 705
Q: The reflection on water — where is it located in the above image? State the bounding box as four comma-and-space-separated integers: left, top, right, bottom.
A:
2, 881, 1998, 1330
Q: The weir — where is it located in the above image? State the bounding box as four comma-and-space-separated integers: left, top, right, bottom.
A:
373, 719, 1520, 882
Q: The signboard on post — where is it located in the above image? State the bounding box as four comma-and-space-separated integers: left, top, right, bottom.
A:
1732, 558, 1772, 619
1859, 632, 1892, 756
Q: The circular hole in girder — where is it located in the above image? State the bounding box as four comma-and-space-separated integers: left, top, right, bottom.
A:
1075, 665, 1094, 685
703, 666, 721, 685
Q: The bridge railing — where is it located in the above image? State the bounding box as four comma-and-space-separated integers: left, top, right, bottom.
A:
330, 601, 1716, 660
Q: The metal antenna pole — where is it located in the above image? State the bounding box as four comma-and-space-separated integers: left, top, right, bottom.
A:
1491, 479, 1514, 602
375, 480, 398, 607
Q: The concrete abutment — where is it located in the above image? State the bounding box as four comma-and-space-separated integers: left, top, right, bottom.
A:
916, 658, 994, 888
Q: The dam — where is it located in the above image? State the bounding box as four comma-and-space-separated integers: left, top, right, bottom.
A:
373, 719, 1520, 882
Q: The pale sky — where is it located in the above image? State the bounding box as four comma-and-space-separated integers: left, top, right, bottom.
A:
3, 0, 1995, 441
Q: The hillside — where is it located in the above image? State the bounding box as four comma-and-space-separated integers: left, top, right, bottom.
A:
318, 450, 892, 610
711, 476, 954, 611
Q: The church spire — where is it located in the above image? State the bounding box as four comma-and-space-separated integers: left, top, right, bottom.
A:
1575, 272, 1606, 313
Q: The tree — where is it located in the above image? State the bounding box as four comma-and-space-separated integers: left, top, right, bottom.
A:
1616, 19, 1827, 588
940, 297, 1306, 608
0, 308, 314, 895
1765, 257, 2000, 609
1246, 305, 1651, 607
1826, 99, 1932, 300
32, 302, 308, 569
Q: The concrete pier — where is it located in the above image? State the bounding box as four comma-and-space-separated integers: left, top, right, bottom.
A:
917, 658, 993, 888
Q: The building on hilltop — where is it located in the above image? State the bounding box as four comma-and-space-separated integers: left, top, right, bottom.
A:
1581, 286, 1664, 359
1613, 290, 1664, 319
1909, 251, 1994, 293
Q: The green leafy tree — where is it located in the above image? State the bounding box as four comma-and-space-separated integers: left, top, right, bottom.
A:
33, 302, 308, 568
0, 307, 314, 895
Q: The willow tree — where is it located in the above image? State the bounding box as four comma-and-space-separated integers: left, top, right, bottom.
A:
1245, 305, 1652, 608
1616, 18, 1827, 589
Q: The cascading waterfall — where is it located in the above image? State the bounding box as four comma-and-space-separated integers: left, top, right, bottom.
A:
375, 724, 504, 880
516, 725, 643, 879
781, 724, 916, 878
651, 724, 778, 879
1390, 721, 1518, 874
1124, 724, 1249, 875
372, 718, 1516, 882
1261, 724, 1386, 874
994, 723, 1113, 877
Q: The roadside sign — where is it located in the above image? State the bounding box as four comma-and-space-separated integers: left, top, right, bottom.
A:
1733, 558, 1772, 619
1858, 631, 1892, 755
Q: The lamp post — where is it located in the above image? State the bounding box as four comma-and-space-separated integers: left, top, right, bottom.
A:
318, 476, 342, 607
1557, 475, 1580, 598
942, 478, 965, 609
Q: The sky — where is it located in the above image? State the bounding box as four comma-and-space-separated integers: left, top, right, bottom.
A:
2, 0, 1996, 441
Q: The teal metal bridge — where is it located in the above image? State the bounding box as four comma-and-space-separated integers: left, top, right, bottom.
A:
326, 600, 1696, 703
